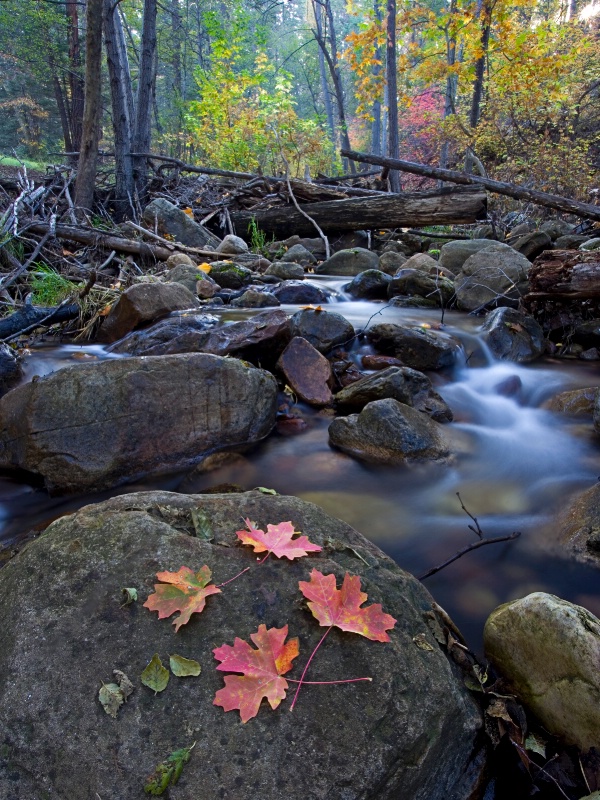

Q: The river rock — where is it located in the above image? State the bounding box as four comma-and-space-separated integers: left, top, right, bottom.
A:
208, 261, 254, 289
269, 235, 326, 259
0, 490, 483, 800
277, 336, 333, 406
539, 220, 574, 240
109, 309, 292, 363
346, 269, 391, 300
544, 386, 598, 416
378, 251, 407, 275
290, 308, 355, 354
401, 253, 440, 274
97, 282, 201, 344
361, 354, 405, 370
579, 237, 600, 251
142, 198, 221, 249
283, 243, 317, 265
165, 252, 196, 269
329, 398, 450, 465
389, 297, 438, 309
573, 319, 600, 348
216, 233, 249, 255
196, 274, 219, 299
508, 230, 552, 261
454, 243, 531, 312
556, 482, 600, 566
480, 307, 545, 362
316, 248, 379, 276
367, 323, 462, 371
388, 269, 454, 306
335, 367, 453, 423
265, 261, 305, 280
230, 288, 280, 308
0, 344, 22, 396
167, 263, 215, 294
0, 354, 277, 493
438, 239, 497, 275
272, 281, 329, 305
484, 592, 600, 751
554, 234, 593, 249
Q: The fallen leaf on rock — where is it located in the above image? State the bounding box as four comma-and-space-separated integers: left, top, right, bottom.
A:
299, 569, 396, 641
144, 565, 221, 631
213, 624, 299, 722
190, 508, 213, 541
141, 654, 170, 694
412, 633, 434, 651
235, 519, 322, 561
113, 669, 134, 699
98, 683, 125, 718
170, 654, 201, 677
144, 742, 195, 796
121, 587, 138, 606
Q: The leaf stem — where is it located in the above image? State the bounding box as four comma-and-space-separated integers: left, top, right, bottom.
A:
287, 677, 372, 685
257, 551, 271, 565
290, 626, 332, 711
216, 567, 250, 588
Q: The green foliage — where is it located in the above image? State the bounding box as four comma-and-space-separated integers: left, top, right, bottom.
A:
30, 266, 78, 307
144, 743, 195, 796
247, 218, 273, 256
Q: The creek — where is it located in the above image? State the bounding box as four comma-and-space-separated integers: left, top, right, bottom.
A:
1, 276, 599, 652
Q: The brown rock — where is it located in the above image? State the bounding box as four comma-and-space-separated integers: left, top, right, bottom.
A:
277, 336, 333, 407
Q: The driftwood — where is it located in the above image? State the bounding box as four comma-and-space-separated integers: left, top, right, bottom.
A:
526, 250, 600, 298
340, 149, 600, 223
0, 299, 79, 340
231, 185, 487, 237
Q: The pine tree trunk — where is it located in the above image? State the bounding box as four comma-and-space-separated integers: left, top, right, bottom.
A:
132, 0, 157, 199
386, 0, 401, 192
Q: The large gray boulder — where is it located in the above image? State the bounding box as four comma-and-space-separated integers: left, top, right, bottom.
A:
438, 239, 497, 275
454, 243, 531, 312
143, 198, 221, 249
484, 592, 600, 751
367, 323, 463, 371
480, 307, 545, 362
290, 308, 355, 354
346, 269, 391, 299
335, 366, 453, 423
329, 398, 450, 465
508, 230, 552, 261
316, 248, 379, 276
388, 269, 454, 306
0, 490, 484, 800
0, 354, 278, 493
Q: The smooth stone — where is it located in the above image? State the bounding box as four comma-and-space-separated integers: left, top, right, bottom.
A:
277, 336, 333, 407
367, 323, 463, 371
480, 307, 545, 362
142, 198, 221, 249
316, 248, 379, 276
290, 309, 354, 354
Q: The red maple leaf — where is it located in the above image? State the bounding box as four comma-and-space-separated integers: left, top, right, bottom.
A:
213, 624, 300, 722
298, 569, 396, 641
235, 519, 322, 561
143, 565, 221, 632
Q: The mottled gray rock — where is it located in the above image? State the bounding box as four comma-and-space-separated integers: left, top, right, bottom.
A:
165, 252, 196, 269
230, 288, 280, 308
0, 344, 22, 396
109, 309, 291, 361
316, 248, 379, 276
580, 237, 600, 251
539, 220, 574, 240
555, 481, 600, 567
544, 386, 598, 417
454, 243, 531, 312
367, 323, 463, 371
265, 261, 305, 280
167, 264, 214, 294
335, 367, 453, 423
346, 269, 391, 300
0, 490, 483, 800
142, 198, 221, 249
378, 251, 408, 275
209, 261, 254, 289
272, 281, 329, 305
388, 269, 454, 306
283, 244, 317, 265
0, 354, 277, 493
554, 234, 593, 249
216, 233, 249, 255
438, 239, 497, 275
484, 592, 600, 751
97, 282, 200, 344
277, 336, 333, 406
400, 253, 440, 274
389, 297, 438, 309
508, 231, 552, 261
480, 307, 545, 362
290, 308, 354, 354
329, 398, 450, 465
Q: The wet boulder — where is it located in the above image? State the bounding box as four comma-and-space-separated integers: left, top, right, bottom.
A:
480, 307, 545, 362
346, 269, 391, 300
388, 269, 454, 306
367, 323, 463, 371
230, 288, 280, 308
167, 263, 216, 294
378, 251, 407, 275
400, 253, 440, 274
272, 281, 329, 305
0, 490, 483, 800
97, 282, 201, 344
454, 244, 531, 312
109, 309, 291, 363
329, 398, 450, 465
265, 261, 305, 280
484, 592, 600, 751
142, 198, 221, 249
277, 336, 333, 406
282, 243, 317, 265
209, 261, 254, 289
316, 248, 379, 276
544, 386, 597, 417
290, 308, 355, 354
555, 481, 600, 566
0, 354, 278, 493
335, 367, 453, 423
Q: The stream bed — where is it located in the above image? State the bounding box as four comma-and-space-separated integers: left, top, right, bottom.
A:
1, 278, 599, 652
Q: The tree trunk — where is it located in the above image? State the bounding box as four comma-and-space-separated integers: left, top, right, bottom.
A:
439, 0, 458, 175
314, 1, 336, 146
103, 0, 135, 220
74, 0, 104, 212
371, 0, 384, 155
231, 186, 487, 238
467, 0, 491, 173
340, 148, 600, 222
51, 68, 74, 153
66, 0, 86, 157
132, 0, 157, 198
386, 0, 401, 192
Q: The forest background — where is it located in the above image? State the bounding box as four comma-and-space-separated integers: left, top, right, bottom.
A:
1, 0, 599, 206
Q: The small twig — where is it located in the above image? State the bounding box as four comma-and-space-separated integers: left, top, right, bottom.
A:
215, 567, 250, 588
456, 491, 483, 538
0, 230, 52, 292
418, 532, 521, 580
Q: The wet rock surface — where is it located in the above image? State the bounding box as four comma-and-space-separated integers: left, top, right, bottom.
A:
277, 336, 333, 407
316, 248, 379, 276
289, 308, 355, 354
367, 323, 463, 371
0, 490, 483, 800
480, 307, 545, 362
454, 244, 531, 312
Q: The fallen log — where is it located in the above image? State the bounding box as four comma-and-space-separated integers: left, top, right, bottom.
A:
230, 185, 487, 237
340, 149, 600, 223
0, 299, 79, 340
526, 250, 600, 297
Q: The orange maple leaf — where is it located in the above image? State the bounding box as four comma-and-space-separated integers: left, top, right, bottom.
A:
235, 519, 322, 561
143, 565, 221, 631
213, 624, 299, 722
299, 569, 396, 641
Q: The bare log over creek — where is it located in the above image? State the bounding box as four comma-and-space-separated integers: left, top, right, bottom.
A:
230, 185, 487, 237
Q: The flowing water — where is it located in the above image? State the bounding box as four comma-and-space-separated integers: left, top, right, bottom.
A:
1, 277, 599, 652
